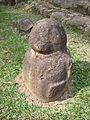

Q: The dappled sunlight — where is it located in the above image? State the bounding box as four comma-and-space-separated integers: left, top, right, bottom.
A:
0, 5, 90, 120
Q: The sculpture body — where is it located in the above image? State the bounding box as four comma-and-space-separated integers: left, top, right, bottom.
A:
21, 18, 72, 102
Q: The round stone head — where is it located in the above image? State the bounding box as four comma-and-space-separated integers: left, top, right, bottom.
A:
29, 18, 67, 54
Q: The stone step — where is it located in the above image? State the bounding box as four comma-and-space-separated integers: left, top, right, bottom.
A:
24, 1, 90, 36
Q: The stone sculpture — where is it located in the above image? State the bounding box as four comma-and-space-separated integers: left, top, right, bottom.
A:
13, 18, 33, 38
16, 18, 72, 106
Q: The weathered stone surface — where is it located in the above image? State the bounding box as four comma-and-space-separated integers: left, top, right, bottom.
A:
24, 1, 90, 35
36, 0, 90, 16
36, 0, 90, 14
85, 25, 90, 36
47, 0, 90, 15
50, 11, 66, 23
25, 1, 60, 17
20, 18, 72, 103
13, 18, 33, 38
50, 11, 90, 35
29, 19, 67, 54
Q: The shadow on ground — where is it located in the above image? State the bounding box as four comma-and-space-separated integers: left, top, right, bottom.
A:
72, 60, 90, 95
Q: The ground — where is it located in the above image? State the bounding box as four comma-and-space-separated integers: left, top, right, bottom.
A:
0, 5, 90, 120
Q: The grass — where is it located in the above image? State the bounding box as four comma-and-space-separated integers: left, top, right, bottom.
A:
0, 5, 90, 120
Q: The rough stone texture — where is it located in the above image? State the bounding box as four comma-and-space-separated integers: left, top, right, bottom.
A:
25, 1, 60, 17
42, 0, 90, 15
29, 19, 67, 54
50, 11, 90, 35
16, 18, 72, 105
85, 25, 90, 35
24, 1, 90, 35
13, 18, 33, 38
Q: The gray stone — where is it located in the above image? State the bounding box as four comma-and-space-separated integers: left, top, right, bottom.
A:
87, 6, 90, 15
50, 0, 90, 15
21, 18, 72, 102
50, 11, 90, 34
37, 0, 90, 15
85, 25, 90, 36
66, 16, 88, 27
25, 1, 60, 17
50, 11, 66, 24
13, 18, 33, 38
25, 1, 90, 35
